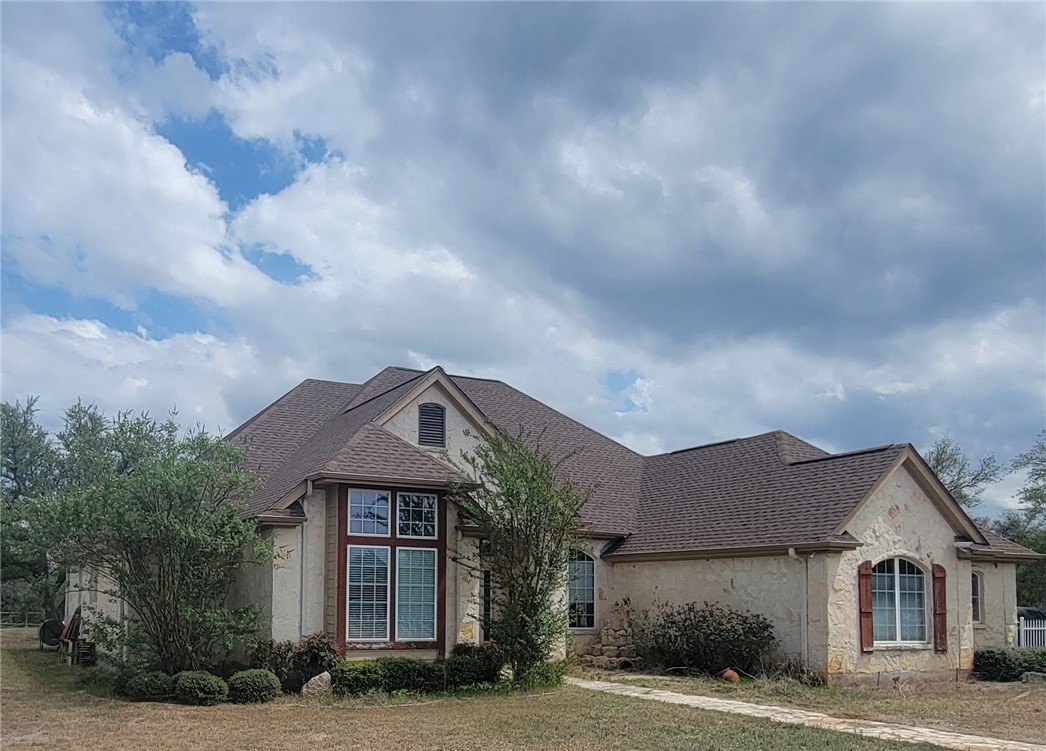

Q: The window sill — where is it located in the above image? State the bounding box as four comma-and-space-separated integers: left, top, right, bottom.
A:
569, 628, 599, 635
973, 623, 987, 629
872, 642, 933, 651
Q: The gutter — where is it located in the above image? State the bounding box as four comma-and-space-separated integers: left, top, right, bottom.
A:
601, 540, 861, 563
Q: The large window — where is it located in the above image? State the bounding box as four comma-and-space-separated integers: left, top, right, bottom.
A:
396, 548, 437, 640
871, 558, 927, 642
347, 546, 390, 640
344, 487, 442, 645
971, 572, 983, 624
350, 490, 390, 536
568, 552, 595, 629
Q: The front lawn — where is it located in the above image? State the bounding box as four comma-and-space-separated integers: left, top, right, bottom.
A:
0, 629, 943, 751
572, 666, 1046, 744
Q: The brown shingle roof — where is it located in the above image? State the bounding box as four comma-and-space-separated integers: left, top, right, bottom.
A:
230, 367, 1036, 561
974, 528, 1044, 560
608, 433, 907, 556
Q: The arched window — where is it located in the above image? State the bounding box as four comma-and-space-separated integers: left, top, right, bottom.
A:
418, 403, 445, 447
871, 558, 927, 642
568, 552, 595, 629
971, 571, 983, 624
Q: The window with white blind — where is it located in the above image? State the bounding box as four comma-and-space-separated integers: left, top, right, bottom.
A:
347, 545, 390, 640
568, 552, 596, 629
396, 548, 437, 640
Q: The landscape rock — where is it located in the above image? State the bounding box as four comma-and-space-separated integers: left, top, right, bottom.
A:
302, 671, 332, 696
1020, 671, 1046, 684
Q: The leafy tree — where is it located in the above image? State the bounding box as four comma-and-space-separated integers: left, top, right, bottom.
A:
28, 404, 271, 673
924, 437, 1006, 508
1012, 431, 1046, 517
990, 432, 1046, 607
1, 397, 62, 618
451, 428, 587, 686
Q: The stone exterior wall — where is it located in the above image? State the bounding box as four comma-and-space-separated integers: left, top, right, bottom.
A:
971, 561, 1018, 648
820, 462, 975, 683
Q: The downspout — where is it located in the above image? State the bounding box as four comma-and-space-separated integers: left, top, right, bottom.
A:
299, 495, 307, 640
788, 547, 809, 666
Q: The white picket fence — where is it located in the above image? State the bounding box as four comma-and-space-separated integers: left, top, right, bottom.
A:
1016, 617, 1046, 648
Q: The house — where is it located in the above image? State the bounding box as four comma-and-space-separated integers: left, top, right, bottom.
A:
74, 364, 1040, 683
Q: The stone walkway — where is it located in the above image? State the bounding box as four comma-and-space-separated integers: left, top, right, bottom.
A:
566, 677, 1046, 751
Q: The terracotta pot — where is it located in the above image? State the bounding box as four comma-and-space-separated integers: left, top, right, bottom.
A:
719, 668, 740, 683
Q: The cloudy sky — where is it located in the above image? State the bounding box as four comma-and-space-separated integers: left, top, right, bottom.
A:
2, 2, 1043, 514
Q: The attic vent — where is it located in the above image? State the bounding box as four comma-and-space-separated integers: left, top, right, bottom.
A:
418, 403, 446, 447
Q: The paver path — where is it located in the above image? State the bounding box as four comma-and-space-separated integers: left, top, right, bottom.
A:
566, 676, 1046, 751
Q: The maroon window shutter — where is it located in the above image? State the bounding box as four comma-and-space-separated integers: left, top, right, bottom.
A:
932, 564, 947, 653
858, 560, 874, 653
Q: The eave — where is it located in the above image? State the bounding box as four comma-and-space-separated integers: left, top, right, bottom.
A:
601, 539, 862, 563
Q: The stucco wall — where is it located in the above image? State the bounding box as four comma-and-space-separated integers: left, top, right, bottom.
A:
383, 382, 485, 471
823, 463, 974, 681
230, 530, 274, 639
971, 561, 1017, 648
606, 554, 808, 660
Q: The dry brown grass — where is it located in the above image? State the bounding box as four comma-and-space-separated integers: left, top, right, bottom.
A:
572, 665, 1046, 744
0, 628, 945, 751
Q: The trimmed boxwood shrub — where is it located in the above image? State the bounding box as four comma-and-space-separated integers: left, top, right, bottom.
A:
228, 669, 282, 704
974, 647, 1046, 682
516, 658, 568, 689
379, 658, 444, 693
447, 643, 504, 686
331, 659, 387, 696
249, 639, 295, 691
125, 671, 175, 702
173, 670, 229, 706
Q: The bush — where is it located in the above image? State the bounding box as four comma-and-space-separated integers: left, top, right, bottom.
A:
331, 659, 387, 696
173, 670, 229, 706
210, 659, 250, 682
289, 633, 340, 692
974, 647, 1046, 681
378, 658, 444, 693
250, 634, 341, 693
446, 643, 505, 686
249, 639, 295, 690
125, 671, 175, 702
632, 600, 777, 675
228, 669, 282, 704
75, 666, 116, 693
515, 659, 568, 688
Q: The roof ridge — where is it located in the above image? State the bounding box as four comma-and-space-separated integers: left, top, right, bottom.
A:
652, 430, 792, 458
790, 443, 903, 466
343, 367, 431, 414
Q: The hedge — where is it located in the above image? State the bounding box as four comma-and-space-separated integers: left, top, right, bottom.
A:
228, 669, 282, 704
124, 671, 175, 702
331, 645, 507, 696
973, 647, 1046, 682
173, 670, 229, 706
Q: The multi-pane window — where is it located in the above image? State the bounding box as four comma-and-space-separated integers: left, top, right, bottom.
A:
482, 570, 493, 639
350, 490, 390, 536
347, 546, 389, 640
397, 493, 437, 538
971, 572, 983, 623
568, 552, 595, 629
396, 548, 437, 640
871, 558, 927, 642
418, 403, 446, 447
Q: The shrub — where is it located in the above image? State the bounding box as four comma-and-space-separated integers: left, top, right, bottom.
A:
249, 639, 295, 689
516, 658, 568, 688
379, 658, 444, 693
125, 671, 175, 702
632, 600, 777, 675
974, 647, 1046, 682
446, 643, 505, 687
289, 633, 340, 692
75, 666, 116, 693
173, 670, 229, 706
228, 669, 282, 704
210, 659, 250, 682
331, 659, 387, 696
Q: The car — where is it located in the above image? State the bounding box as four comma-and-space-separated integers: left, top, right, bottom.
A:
1017, 605, 1046, 621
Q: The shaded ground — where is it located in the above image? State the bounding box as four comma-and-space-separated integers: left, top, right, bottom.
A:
0, 629, 941, 751
571, 666, 1046, 745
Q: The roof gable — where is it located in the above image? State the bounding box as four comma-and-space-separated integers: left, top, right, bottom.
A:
374, 367, 494, 439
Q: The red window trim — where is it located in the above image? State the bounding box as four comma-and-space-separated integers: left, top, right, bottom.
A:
336, 484, 447, 654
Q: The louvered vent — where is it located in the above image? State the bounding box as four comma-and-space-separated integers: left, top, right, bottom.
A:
418, 403, 446, 447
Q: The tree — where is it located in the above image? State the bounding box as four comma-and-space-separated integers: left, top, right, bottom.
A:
994, 432, 1046, 607
924, 437, 1006, 508
0, 397, 62, 618
451, 428, 587, 686
1012, 431, 1046, 517
28, 404, 271, 673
